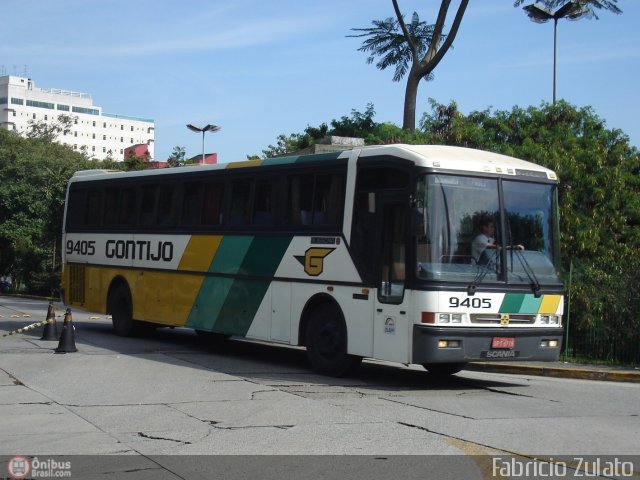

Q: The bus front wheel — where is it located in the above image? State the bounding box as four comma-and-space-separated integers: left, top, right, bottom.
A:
422, 362, 467, 376
305, 304, 362, 376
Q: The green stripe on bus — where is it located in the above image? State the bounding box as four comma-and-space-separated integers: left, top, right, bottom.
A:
520, 295, 543, 313
210, 236, 254, 274
262, 156, 300, 166
294, 152, 343, 163
499, 294, 525, 313
213, 235, 293, 336
187, 235, 293, 335
185, 236, 254, 330
499, 293, 544, 314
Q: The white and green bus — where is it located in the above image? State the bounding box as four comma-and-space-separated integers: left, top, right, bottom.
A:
62, 144, 564, 376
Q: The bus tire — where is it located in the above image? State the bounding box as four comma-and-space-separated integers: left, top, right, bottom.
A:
422, 362, 467, 376
305, 303, 362, 376
108, 283, 157, 336
109, 283, 140, 337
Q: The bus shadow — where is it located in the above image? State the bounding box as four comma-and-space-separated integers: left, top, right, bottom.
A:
29, 320, 528, 392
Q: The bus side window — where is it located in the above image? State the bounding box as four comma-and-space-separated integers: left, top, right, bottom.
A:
228, 179, 253, 226
118, 188, 136, 226
202, 181, 224, 226
182, 182, 203, 226
85, 190, 102, 227
103, 188, 119, 226
157, 185, 177, 226
287, 172, 344, 228
314, 174, 344, 226
139, 185, 157, 227
287, 174, 313, 226
253, 178, 278, 226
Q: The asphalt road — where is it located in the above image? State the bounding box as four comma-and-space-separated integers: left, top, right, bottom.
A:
1, 296, 639, 479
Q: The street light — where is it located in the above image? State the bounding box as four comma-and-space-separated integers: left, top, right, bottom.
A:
522, 1, 589, 103
186, 123, 221, 164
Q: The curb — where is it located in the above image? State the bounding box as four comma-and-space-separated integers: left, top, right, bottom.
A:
467, 362, 640, 383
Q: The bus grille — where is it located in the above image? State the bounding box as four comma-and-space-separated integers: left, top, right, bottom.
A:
470, 314, 535, 325
68, 264, 86, 304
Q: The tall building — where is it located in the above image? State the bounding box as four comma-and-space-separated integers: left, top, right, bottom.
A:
0, 75, 154, 161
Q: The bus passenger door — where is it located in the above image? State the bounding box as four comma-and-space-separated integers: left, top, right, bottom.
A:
373, 197, 412, 364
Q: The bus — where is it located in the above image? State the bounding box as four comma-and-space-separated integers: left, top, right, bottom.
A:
61, 144, 564, 376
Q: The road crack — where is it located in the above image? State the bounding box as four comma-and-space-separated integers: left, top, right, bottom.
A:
137, 432, 192, 445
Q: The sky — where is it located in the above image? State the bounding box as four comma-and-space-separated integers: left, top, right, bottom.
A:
2, 0, 639, 162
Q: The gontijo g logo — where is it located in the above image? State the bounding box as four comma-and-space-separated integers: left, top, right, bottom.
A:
295, 248, 335, 276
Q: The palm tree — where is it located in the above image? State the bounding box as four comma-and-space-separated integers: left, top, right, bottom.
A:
350, 0, 469, 131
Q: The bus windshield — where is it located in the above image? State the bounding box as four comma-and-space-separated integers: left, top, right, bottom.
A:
415, 174, 562, 286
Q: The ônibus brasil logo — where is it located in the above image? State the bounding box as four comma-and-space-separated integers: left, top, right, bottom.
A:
7, 456, 31, 479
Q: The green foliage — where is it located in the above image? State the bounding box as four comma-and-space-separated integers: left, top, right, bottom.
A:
261, 103, 430, 158
262, 123, 328, 158
25, 114, 76, 143
0, 128, 114, 294
167, 146, 186, 167
348, 13, 436, 82
123, 155, 147, 171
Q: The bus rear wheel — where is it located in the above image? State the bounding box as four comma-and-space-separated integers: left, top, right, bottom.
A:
305, 304, 361, 376
422, 362, 467, 376
108, 284, 154, 336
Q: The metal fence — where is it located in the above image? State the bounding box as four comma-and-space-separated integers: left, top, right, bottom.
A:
563, 323, 640, 366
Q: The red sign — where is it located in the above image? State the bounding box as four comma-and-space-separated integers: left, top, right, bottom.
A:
491, 337, 515, 349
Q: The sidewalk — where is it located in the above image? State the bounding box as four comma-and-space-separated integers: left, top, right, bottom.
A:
467, 360, 640, 383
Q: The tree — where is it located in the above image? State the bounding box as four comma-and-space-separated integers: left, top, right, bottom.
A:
123, 155, 147, 171
350, 0, 469, 131
0, 128, 93, 293
26, 114, 76, 143
167, 146, 186, 167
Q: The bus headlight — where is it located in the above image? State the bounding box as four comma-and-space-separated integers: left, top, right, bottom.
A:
439, 314, 450, 323
540, 315, 550, 324
451, 314, 463, 323
549, 315, 560, 325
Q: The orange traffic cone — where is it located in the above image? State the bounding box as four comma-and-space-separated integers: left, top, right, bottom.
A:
40, 302, 59, 341
55, 308, 78, 353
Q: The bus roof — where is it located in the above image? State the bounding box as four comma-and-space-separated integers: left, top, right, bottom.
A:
358, 144, 557, 180
69, 144, 557, 183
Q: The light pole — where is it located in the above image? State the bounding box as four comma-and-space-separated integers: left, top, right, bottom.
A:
186, 123, 221, 164
522, 1, 589, 103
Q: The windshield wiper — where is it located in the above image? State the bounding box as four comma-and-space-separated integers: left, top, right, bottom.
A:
512, 248, 541, 297
467, 249, 499, 296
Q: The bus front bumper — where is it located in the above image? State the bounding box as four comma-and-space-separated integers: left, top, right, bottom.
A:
412, 325, 564, 364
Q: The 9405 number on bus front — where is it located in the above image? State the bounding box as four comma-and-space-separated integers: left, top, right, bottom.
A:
449, 297, 492, 309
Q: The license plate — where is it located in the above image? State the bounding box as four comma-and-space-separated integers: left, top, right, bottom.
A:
492, 337, 515, 349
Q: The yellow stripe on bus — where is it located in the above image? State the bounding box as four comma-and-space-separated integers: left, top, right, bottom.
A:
538, 294, 562, 314
225, 159, 263, 169
178, 235, 222, 272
